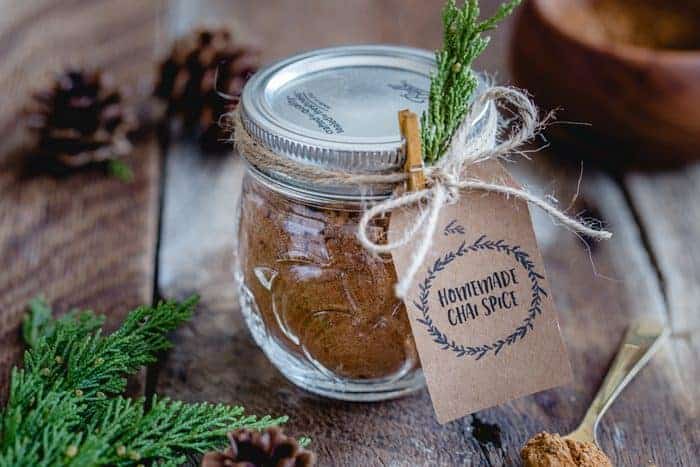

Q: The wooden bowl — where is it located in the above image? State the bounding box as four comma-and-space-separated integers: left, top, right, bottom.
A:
511, 0, 700, 167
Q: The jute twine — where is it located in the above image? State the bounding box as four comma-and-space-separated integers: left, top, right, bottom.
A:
229, 86, 612, 299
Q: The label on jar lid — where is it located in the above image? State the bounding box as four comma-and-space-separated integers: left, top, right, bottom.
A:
389, 160, 572, 424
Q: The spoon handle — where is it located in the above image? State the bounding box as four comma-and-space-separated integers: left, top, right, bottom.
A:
574, 318, 669, 443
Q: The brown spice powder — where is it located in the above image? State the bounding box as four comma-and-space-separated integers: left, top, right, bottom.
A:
521, 432, 613, 467
238, 173, 419, 380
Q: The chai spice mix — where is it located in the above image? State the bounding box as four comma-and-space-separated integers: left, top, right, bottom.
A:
521, 432, 613, 467
237, 173, 419, 380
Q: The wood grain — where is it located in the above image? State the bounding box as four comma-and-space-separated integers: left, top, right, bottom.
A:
623, 168, 700, 401
0, 0, 165, 396
154, 1, 698, 465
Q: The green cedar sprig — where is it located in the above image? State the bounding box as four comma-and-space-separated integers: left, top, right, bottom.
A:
20, 297, 197, 402
421, 0, 521, 163
0, 297, 288, 466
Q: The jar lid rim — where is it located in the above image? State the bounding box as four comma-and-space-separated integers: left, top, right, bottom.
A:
241, 45, 438, 170
240, 44, 490, 198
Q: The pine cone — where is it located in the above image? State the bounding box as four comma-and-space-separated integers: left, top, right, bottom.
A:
27, 68, 135, 168
201, 427, 316, 467
154, 27, 260, 152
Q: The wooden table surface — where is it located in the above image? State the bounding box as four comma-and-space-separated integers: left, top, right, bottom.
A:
0, 1, 698, 465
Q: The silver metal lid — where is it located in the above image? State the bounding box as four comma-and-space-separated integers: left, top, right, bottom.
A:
240, 45, 489, 200
241, 45, 433, 172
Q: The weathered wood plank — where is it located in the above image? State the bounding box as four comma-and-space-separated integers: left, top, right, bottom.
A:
511, 163, 697, 467
0, 0, 165, 395
623, 168, 700, 406
155, 1, 697, 465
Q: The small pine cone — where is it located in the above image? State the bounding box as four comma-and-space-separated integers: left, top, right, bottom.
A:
201, 427, 316, 467
154, 27, 260, 152
27, 69, 135, 168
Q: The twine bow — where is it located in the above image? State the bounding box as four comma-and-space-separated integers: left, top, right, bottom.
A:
231, 86, 612, 299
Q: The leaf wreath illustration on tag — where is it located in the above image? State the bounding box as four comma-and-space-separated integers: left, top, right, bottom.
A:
414, 234, 547, 360
389, 161, 573, 424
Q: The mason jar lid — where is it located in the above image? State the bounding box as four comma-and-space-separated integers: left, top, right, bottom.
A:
240, 45, 490, 200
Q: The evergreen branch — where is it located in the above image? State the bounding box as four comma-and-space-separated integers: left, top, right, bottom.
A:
93, 396, 287, 466
21, 296, 53, 349
0, 296, 290, 466
0, 382, 84, 467
22, 297, 104, 350
421, 0, 521, 163
20, 297, 197, 403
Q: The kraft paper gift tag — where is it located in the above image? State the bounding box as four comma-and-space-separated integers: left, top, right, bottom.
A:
389, 160, 572, 424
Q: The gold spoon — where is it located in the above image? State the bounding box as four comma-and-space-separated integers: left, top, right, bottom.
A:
564, 318, 669, 446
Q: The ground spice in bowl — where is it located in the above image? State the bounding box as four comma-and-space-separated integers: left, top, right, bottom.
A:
554, 0, 700, 50
521, 432, 613, 467
512, 0, 700, 166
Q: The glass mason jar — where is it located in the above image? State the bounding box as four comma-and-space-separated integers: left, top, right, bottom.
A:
234, 46, 491, 401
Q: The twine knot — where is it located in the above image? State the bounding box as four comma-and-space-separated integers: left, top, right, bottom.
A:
428, 168, 461, 200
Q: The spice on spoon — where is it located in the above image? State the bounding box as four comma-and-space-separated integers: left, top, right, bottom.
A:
521, 432, 612, 467
520, 319, 668, 467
